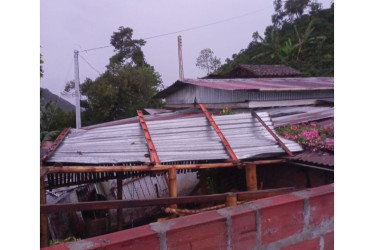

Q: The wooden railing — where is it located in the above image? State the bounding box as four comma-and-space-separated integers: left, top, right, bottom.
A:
41, 187, 296, 214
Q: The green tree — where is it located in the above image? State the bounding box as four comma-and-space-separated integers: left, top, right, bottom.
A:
63, 27, 163, 125
40, 53, 44, 78
40, 52, 75, 142
250, 27, 282, 63
40, 100, 75, 142
109, 26, 147, 67
196, 48, 222, 75
271, 0, 286, 29
284, 0, 311, 20
215, 0, 333, 77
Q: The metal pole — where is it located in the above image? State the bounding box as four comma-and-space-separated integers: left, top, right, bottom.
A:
74, 50, 81, 129
177, 36, 184, 80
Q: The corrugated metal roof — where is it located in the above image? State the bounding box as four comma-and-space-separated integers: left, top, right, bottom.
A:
82, 108, 204, 130
269, 107, 334, 127
291, 151, 334, 167
238, 64, 303, 77
46, 112, 302, 164
154, 77, 334, 99
144, 108, 173, 115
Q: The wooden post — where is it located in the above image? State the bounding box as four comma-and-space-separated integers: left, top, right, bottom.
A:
225, 192, 237, 207
40, 178, 49, 248
245, 164, 258, 191
200, 170, 207, 195
117, 172, 123, 231
168, 167, 177, 208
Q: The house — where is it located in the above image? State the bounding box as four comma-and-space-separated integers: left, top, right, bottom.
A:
154, 77, 334, 108
205, 64, 303, 79
41, 74, 334, 248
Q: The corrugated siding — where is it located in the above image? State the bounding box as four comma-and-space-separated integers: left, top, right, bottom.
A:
247, 90, 333, 101
165, 85, 333, 104
47, 113, 302, 164
165, 84, 196, 104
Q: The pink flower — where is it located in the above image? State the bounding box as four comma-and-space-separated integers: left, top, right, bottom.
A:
284, 132, 290, 139
291, 125, 298, 130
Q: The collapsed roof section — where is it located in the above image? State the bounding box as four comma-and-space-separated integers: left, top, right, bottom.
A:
46, 112, 302, 165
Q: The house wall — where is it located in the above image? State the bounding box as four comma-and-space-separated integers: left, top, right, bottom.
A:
45, 184, 334, 250
165, 85, 334, 105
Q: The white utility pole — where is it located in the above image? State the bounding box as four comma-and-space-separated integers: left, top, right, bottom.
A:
74, 50, 81, 129
177, 35, 184, 80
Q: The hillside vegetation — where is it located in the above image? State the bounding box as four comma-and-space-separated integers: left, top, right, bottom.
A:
40, 88, 75, 112
217, 1, 334, 77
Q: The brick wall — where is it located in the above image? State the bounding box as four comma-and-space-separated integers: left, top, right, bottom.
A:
45, 184, 334, 250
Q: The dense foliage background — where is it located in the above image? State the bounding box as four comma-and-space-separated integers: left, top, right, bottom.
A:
216, 1, 334, 77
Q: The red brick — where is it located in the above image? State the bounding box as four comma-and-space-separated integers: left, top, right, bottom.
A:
324, 231, 334, 250
281, 237, 320, 250
309, 193, 334, 226
260, 198, 304, 245
292, 184, 334, 200
253, 193, 304, 210
166, 210, 227, 250
230, 210, 258, 250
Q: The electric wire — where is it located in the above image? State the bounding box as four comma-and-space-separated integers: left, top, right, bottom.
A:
78, 54, 102, 75
79, 5, 272, 53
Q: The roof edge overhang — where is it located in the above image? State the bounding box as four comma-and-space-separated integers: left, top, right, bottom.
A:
153, 77, 334, 99
153, 80, 190, 99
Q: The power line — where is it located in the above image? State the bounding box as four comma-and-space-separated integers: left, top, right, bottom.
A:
79, 5, 272, 53
78, 54, 102, 75
81, 45, 112, 53
143, 6, 271, 40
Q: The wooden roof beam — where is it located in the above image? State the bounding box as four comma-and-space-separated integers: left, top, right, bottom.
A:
251, 110, 294, 157
199, 104, 239, 162
137, 110, 161, 165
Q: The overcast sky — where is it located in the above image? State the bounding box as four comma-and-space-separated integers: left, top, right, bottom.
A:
40, 0, 333, 104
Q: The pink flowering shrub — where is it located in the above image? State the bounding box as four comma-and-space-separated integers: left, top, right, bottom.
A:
276, 122, 334, 152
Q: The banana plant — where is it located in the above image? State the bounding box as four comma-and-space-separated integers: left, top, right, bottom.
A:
293, 19, 325, 61
279, 38, 298, 63
250, 29, 281, 62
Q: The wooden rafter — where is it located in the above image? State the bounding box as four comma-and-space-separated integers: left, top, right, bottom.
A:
40, 127, 71, 163
251, 110, 294, 157
137, 110, 160, 165
199, 104, 239, 162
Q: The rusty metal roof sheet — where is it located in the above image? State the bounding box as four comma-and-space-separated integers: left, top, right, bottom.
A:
154, 77, 334, 99
82, 108, 204, 130
46, 112, 302, 165
270, 107, 334, 127
291, 151, 334, 167
238, 64, 303, 77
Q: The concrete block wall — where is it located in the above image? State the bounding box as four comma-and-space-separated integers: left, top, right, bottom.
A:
45, 184, 334, 250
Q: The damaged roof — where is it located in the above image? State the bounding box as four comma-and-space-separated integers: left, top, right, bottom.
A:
46, 112, 302, 165
154, 77, 334, 99
258, 106, 334, 128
